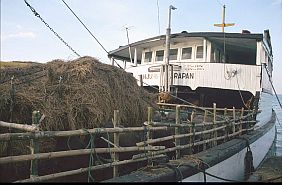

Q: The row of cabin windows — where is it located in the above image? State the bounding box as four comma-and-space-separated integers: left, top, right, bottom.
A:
144, 46, 204, 63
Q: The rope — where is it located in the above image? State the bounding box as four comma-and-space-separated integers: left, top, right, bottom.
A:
61, 0, 123, 69
24, 0, 81, 57
237, 137, 254, 179
82, 128, 96, 182
235, 73, 250, 109
263, 63, 282, 110
179, 163, 241, 182
137, 78, 228, 122
159, 163, 183, 182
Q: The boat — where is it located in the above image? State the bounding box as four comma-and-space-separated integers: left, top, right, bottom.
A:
106, 5, 277, 182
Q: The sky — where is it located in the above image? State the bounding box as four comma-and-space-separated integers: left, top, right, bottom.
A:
1, 0, 282, 93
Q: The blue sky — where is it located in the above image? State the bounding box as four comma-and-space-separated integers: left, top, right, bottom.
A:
1, 0, 282, 93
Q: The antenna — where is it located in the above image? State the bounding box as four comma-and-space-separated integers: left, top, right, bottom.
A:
214, 5, 235, 32
156, 0, 161, 35
125, 27, 133, 65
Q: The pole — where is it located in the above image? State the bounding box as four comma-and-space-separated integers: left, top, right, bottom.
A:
30, 111, 40, 178
113, 110, 120, 178
175, 105, 181, 159
222, 5, 226, 32
164, 5, 176, 92
125, 27, 133, 64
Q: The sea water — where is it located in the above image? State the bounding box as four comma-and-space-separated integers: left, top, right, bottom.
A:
273, 94, 282, 156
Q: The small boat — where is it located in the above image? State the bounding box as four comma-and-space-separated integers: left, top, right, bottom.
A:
106, 5, 277, 182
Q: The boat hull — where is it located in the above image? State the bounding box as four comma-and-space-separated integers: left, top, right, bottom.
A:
104, 109, 276, 182
183, 118, 276, 182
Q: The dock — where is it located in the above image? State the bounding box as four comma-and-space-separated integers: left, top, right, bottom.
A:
248, 156, 282, 182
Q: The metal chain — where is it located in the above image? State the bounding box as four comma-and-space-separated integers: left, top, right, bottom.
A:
24, 0, 81, 57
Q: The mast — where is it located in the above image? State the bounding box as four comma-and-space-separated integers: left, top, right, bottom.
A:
164, 5, 177, 92
214, 5, 235, 32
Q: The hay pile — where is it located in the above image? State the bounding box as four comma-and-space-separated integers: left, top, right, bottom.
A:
0, 56, 157, 131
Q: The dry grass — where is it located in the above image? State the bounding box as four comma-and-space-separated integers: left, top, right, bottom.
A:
0, 61, 35, 68
0, 56, 157, 131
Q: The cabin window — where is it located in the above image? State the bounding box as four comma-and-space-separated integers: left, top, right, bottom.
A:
181, 47, 192, 60
196, 46, 203, 59
144, 51, 152, 63
155, 50, 164, 61
169, 49, 178, 60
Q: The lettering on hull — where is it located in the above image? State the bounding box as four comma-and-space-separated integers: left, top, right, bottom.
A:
174, 72, 194, 79
142, 74, 158, 79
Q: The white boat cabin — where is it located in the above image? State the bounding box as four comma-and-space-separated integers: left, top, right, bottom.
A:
108, 30, 273, 109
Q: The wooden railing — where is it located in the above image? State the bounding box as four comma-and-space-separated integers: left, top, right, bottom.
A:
0, 104, 257, 182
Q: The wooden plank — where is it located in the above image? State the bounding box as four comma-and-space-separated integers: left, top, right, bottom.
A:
0, 126, 168, 141
16, 154, 167, 182
0, 121, 37, 132
0, 146, 165, 165
136, 125, 226, 147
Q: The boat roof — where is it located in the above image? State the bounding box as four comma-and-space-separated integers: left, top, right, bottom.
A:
108, 31, 265, 61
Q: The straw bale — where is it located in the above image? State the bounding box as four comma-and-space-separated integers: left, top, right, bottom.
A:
0, 56, 157, 131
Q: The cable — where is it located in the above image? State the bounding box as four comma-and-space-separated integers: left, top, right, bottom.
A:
159, 163, 183, 182
24, 0, 81, 57
61, 0, 123, 69
179, 163, 241, 182
61, 0, 107, 54
136, 78, 228, 122
263, 63, 282, 110
235, 73, 249, 108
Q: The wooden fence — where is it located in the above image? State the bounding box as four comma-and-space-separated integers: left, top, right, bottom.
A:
0, 103, 257, 182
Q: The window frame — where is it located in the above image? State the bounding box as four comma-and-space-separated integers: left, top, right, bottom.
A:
169, 48, 178, 61
143, 51, 153, 63
155, 50, 165, 62
181, 47, 193, 60
196, 45, 204, 59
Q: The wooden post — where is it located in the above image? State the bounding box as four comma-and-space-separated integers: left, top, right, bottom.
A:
175, 105, 181, 159
232, 107, 236, 134
147, 107, 153, 142
224, 108, 228, 142
213, 103, 217, 147
30, 111, 40, 178
146, 107, 153, 165
189, 111, 195, 154
203, 110, 207, 150
239, 108, 244, 136
113, 110, 120, 178
139, 75, 143, 87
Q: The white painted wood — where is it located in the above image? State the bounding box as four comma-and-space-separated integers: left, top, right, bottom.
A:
126, 62, 261, 96
203, 39, 207, 62
256, 41, 262, 65
134, 48, 137, 66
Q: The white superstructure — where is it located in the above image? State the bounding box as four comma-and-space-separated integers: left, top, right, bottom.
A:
109, 30, 273, 111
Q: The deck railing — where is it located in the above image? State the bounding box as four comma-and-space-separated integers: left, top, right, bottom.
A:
0, 104, 257, 182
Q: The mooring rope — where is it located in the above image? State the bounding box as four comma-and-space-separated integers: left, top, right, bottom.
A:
82, 128, 96, 182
